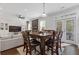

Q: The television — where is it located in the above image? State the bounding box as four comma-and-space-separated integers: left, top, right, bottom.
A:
9, 26, 21, 32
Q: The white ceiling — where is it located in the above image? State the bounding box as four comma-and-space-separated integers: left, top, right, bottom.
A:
0, 3, 79, 20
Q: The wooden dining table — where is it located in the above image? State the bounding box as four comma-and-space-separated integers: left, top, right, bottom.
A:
29, 32, 52, 55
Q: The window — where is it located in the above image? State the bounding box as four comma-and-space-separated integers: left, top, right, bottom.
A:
56, 20, 62, 31
28, 22, 31, 30
39, 20, 46, 31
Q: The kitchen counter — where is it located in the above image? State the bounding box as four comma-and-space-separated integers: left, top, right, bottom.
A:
0, 34, 23, 51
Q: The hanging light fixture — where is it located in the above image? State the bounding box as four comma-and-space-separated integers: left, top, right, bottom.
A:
42, 3, 47, 17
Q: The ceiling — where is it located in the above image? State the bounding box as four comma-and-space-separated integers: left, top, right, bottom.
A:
0, 3, 79, 20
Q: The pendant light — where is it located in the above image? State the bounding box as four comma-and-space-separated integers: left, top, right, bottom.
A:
42, 3, 47, 17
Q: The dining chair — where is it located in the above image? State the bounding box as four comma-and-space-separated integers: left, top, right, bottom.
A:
45, 30, 62, 55
21, 31, 28, 54
30, 31, 40, 46
22, 31, 40, 55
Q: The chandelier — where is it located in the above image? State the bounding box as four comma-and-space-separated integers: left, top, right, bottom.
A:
42, 3, 47, 17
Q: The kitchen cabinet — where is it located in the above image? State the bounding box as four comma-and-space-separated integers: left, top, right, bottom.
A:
0, 36, 23, 51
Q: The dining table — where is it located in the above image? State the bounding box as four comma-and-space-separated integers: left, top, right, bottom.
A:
29, 32, 52, 55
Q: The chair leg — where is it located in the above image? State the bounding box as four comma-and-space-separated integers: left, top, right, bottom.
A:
51, 47, 54, 55
23, 45, 26, 51
56, 49, 59, 55
23, 42, 26, 51
60, 42, 62, 52
28, 46, 32, 55
60, 45, 62, 55
47, 47, 49, 51
56, 44, 59, 55
25, 44, 28, 55
34, 47, 37, 54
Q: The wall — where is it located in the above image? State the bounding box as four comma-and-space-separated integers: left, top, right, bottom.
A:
0, 15, 27, 37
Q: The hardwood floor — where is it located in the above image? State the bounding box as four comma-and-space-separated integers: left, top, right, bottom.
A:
1, 43, 79, 55
62, 45, 79, 55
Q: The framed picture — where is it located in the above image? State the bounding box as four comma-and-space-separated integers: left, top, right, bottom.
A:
0, 23, 4, 30
5, 23, 8, 26
5, 23, 8, 30
1, 28, 4, 30
1, 23, 4, 26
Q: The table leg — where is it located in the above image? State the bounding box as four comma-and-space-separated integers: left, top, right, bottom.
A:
40, 38, 45, 55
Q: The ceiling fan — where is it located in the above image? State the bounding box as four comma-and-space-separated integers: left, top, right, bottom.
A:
17, 14, 25, 19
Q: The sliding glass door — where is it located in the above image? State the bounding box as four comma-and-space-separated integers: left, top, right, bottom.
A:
56, 17, 76, 44
66, 20, 74, 41
65, 17, 76, 44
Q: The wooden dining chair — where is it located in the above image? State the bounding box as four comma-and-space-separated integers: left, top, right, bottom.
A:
21, 31, 28, 55
22, 31, 40, 55
45, 30, 62, 55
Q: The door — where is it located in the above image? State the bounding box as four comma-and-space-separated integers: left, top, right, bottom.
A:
65, 17, 76, 44
56, 17, 76, 44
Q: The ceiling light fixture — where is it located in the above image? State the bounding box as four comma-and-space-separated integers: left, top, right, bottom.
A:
42, 3, 47, 17
18, 14, 25, 19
